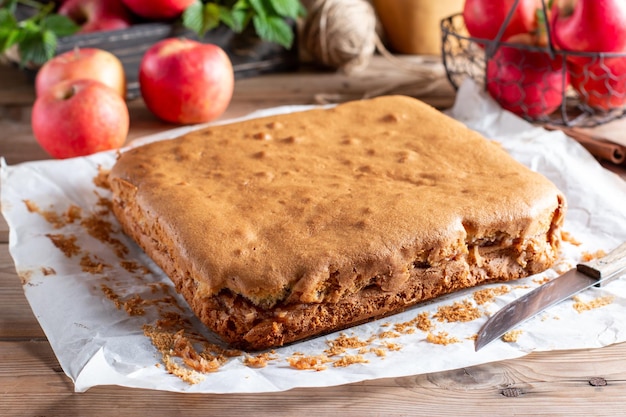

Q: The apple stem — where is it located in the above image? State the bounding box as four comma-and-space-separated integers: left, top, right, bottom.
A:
557, 0, 577, 17
61, 85, 77, 101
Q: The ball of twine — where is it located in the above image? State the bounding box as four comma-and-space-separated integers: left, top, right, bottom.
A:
301, 0, 378, 74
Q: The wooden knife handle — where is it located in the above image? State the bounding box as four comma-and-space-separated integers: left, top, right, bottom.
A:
577, 242, 626, 287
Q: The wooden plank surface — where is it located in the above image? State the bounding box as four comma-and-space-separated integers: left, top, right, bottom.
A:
3, 339, 626, 416
2, 54, 626, 416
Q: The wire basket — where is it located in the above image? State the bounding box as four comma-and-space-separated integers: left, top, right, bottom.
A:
440, 12, 626, 127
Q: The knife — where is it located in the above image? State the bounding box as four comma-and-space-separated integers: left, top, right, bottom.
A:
475, 242, 626, 351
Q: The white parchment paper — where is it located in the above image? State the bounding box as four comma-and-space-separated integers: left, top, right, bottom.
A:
2, 80, 626, 393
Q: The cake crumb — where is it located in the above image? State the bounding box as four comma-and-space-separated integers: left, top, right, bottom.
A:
414, 311, 434, 331
41, 266, 56, 276
80, 253, 108, 274
514, 284, 532, 290
287, 354, 330, 371
179, 346, 222, 377
24, 200, 82, 228
382, 341, 403, 351
333, 355, 369, 367
572, 295, 614, 313
162, 355, 205, 385
533, 276, 551, 285
394, 311, 433, 333
120, 260, 151, 274
155, 311, 189, 329
23, 199, 38, 213
426, 331, 460, 345
473, 286, 510, 305
93, 193, 113, 215
144, 326, 233, 381
101, 284, 146, 316
393, 321, 411, 333
94, 166, 111, 189
45, 233, 80, 257
378, 330, 401, 339
80, 213, 129, 258
433, 300, 481, 322
502, 329, 523, 343
325, 333, 368, 357
580, 250, 607, 262
18, 269, 33, 286
561, 230, 582, 246
122, 295, 146, 316
244, 351, 278, 368
369, 347, 387, 357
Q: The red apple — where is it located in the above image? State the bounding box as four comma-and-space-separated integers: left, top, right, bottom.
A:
139, 38, 234, 125
550, 0, 626, 111
35, 48, 126, 98
486, 42, 569, 118
551, 0, 626, 55
569, 57, 626, 111
58, 0, 133, 33
32, 79, 129, 159
463, 0, 539, 42
121, 0, 195, 20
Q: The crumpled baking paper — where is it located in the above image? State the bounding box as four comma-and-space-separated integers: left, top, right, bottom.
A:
2, 79, 626, 394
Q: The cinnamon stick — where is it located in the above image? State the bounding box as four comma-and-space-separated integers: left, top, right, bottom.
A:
547, 126, 626, 165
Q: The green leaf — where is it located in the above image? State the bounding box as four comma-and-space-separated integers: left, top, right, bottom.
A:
267, 0, 301, 19
231, 0, 250, 11
0, 0, 19, 14
0, 8, 18, 27
18, 29, 57, 66
0, 8, 19, 52
248, 0, 267, 18
201, 2, 222, 32
182, 1, 205, 34
41, 29, 57, 58
183, 1, 222, 36
0, 28, 22, 52
0, 1, 82, 65
18, 18, 39, 33
219, 6, 249, 33
252, 14, 293, 48
41, 14, 79, 37
181, 0, 299, 47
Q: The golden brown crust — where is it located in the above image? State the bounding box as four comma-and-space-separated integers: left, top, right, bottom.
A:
109, 95, 566, 350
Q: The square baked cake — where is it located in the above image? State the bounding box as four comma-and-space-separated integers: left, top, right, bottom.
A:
109, 95, 566, 350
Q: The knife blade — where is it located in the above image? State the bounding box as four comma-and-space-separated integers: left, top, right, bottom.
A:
475, 242, 626, 351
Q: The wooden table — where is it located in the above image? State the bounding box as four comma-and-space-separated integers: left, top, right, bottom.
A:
2, 56, 626, 417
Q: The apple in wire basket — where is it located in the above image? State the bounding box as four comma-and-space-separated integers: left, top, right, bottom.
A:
486, 38, 569, 119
